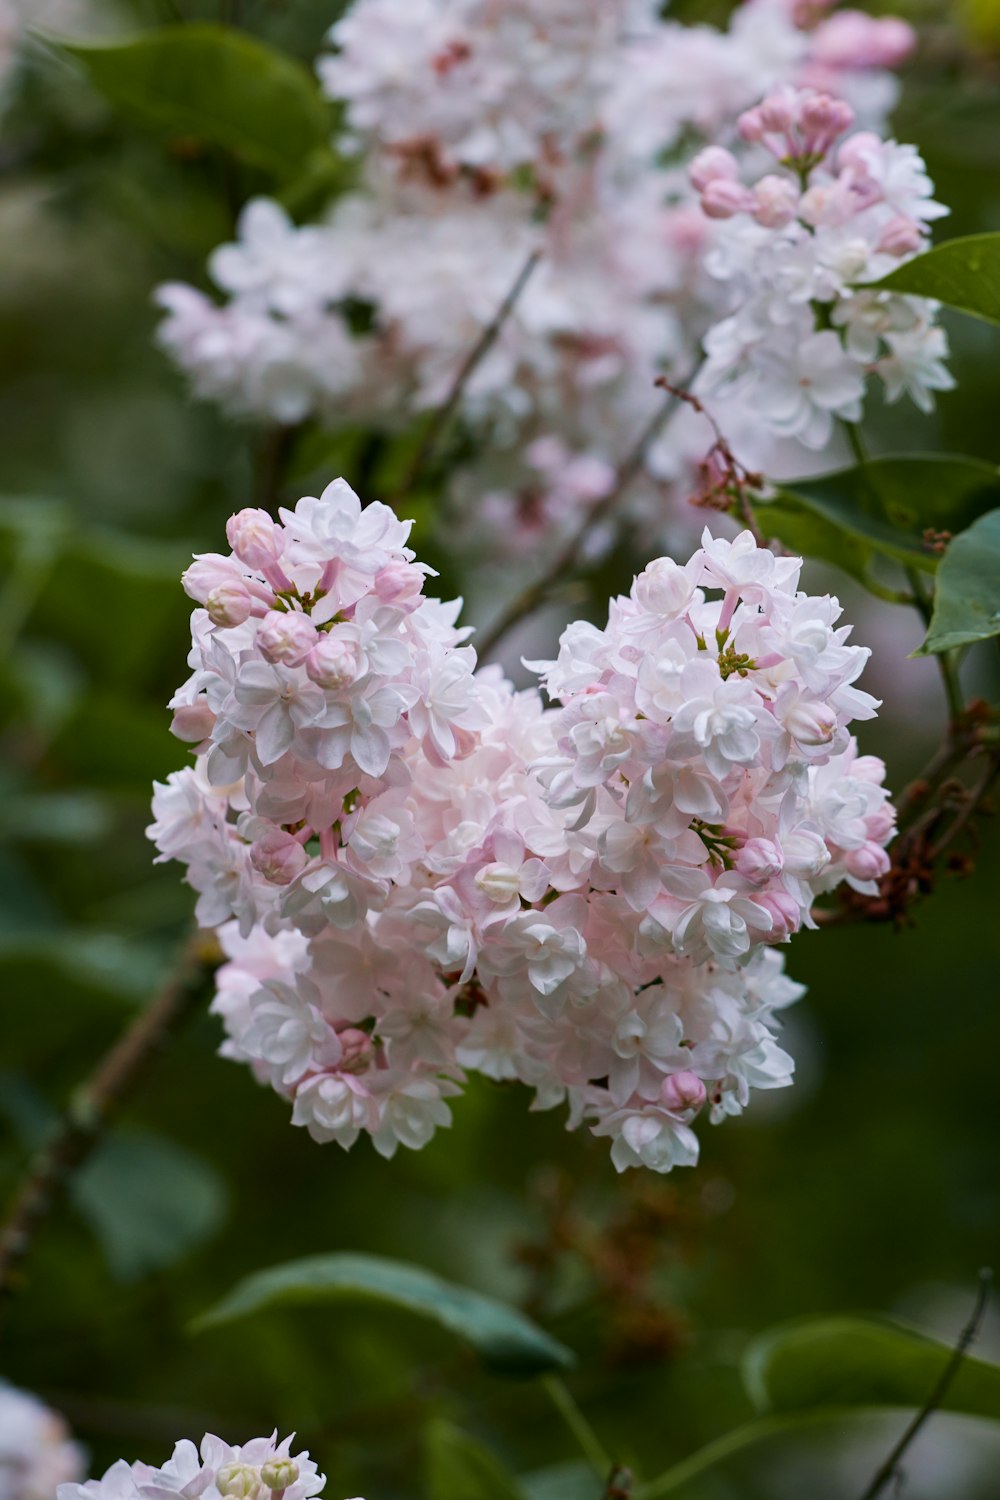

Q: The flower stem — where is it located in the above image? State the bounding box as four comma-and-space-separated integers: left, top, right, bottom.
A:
541, 1375, 614, 1479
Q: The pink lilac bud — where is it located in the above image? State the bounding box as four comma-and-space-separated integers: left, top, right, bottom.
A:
756, 890, 802, 941
258, 609, 319, 666
844, 841, 891, 882
661, 1072, 707, 1113
878, 216, 923, 257
759, 92, 798, 135
799, 93, 855, 154
737, 105, 766, 143
170, 700, 216, 743
633, 557, 696, 617
305, 634, 366, 690
688, 146, 740, 192
701, 179, 754, 220
752, 175, 800, 228
227, 507, 284, 571
785, 699, 837, 745
250, 828, 308, 885
374, 559, 425, 608
182, 555, 242, 604
735, 838, 784, 883
865, 807, 895, 842
206, 581, 254, 628
337, 1027, 374, 1073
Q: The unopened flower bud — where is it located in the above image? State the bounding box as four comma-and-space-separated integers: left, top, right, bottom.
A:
305, 635, 365, 690
661, 1071, 707, 1113
258, 610, 318, 667
250, 828, 308, 886
737, 106, 765, 143
227, 508, 285, 571
878, 216, 923, 258
865, 807, 895, 842
688, 146, 739, 193
373, 559, 424, 608
800, 93, 855, 150
206, 581, 254, 628
701, 179, 753, 220
261, 1459, 300, 1492
785, 699, 837, 746
735, 838, 784, 883
755, 890, 801, 941
633, 557, 696, 618
170, 700, 216, 743
782, 829, 831, 878
844, 841, 890, 882
183, 555, 243, 605
216, 1465, 262, 1499
759, 92, 797, 135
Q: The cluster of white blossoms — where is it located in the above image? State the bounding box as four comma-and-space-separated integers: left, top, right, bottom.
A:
154, 0, 948, 560
0, 1383, 84, 1500
690, 85, 952, 447
59, 1433, 337, 1500
150, 483, 896, 1172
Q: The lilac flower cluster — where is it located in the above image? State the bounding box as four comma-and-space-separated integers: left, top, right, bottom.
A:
150, 484, 895, 1172
690, 85, 952, 447
154, 0, 942, 562
59, 1434, 331, 1500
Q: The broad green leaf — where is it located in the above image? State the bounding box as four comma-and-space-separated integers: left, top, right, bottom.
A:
73, 1128, 229, 1281
195, 1252, 574, 1377
914, 508, 1000, 654
874, 232, 1000, 326
426, 1422, 526, 1500
744, 1315, 1000, 1421
635, 1316, 1000, 1497
761, 454, 1000, 591
60, 26, 332, 180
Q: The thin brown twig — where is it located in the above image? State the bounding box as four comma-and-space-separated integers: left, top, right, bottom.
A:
655, 379, 768, 546
0, 929, 221, 1297
857, 1269, 993, 1500
397, 248, 543, 501
926, 754, 1000, 864
476, 384, 684, 663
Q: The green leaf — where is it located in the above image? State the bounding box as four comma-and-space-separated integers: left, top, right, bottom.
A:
73, 1128, 228, 1281
760, 454, 1000, 592
914, 508, 1000, 654
873, 232, 1000, 326
426, 1421, 526, 1500
635, 1316, 1000, 1497
195, 1252, 575, 1377
744, 1315, 1000, 1422
59, 26, 332, 180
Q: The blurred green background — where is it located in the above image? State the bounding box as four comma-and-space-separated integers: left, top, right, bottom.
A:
1, 2, 999, 1497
